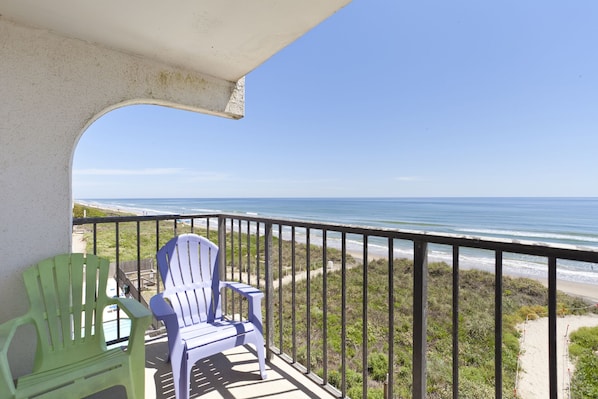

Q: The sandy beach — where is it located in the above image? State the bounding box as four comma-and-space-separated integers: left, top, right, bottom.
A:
550, 279, 598, 305
72, 230, 87, 253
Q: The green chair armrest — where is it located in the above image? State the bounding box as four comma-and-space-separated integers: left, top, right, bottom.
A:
107, 298, 152, 352
110, 297, 152, 321
0, 315, 33, 398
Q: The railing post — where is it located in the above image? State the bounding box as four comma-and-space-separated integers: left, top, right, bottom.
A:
264, 222, 274, 361
413, 240, 428, 399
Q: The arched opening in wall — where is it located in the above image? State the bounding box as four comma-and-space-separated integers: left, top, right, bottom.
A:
72, 104, 250, 203
72, 103, 257, 293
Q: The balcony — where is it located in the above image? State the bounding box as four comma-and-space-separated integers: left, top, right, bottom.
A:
73, 212, 598, 399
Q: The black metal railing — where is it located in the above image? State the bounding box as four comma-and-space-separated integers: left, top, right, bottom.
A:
73, 213, 598, 399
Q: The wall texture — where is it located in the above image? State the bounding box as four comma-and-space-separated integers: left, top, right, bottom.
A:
0, 17, 244, 376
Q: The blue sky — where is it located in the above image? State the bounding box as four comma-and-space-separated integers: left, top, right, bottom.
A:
73, 1, 598, 199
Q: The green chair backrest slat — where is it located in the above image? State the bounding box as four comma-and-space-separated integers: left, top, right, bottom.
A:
71, 258, 84, 341
22, 253, 110, 373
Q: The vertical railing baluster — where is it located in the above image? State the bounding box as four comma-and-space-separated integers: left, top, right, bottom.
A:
238, 219, 242, 278
495, 250, 503, 399
218, 217, 227, 318
136, 221, 141, 302
413, 240, 428, 399
156, 220, 160, 295
322, 229, 329, 385
256, 222, 261, 290
362, 235, 369, 399
92, 223, 97, 255
247, 221, 251, 286
341, 232, 347, 398
388, 238, 395, 399
230, 218, 235, 319
278, 225, 283, 353
548, 257, 557, 399
291, 226, 296, 361
115, 221, 121, 340
453, 246, 460, 399
306, 228, 311, 373
115, 221, 119, 257
265, 222, 273, 361
229, 218, 234, 270
238, 219, 243, 319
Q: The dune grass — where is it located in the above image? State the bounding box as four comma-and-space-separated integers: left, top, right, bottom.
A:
273, 258, 595, 398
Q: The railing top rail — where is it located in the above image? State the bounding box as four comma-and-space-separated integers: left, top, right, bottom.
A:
72, 213, 219, 224
73, 212, 598, 263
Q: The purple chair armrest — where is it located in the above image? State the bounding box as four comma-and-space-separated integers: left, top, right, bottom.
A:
220, 282, 264, 332
150, 293, 179, 328
221, 281, 264, 300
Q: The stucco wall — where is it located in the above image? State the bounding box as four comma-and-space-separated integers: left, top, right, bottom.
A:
0, 17, 244, 376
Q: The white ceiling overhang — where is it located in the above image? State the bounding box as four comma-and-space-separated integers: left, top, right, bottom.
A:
0, 0, 351, 82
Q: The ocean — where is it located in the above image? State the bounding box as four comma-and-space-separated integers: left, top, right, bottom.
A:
77, 197, 598, 284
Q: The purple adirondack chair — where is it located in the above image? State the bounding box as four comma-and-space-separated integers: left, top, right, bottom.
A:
150, 234, 266, 399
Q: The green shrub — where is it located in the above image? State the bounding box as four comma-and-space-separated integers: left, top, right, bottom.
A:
73, 204, 108, 218
570, 352, 598, 398
367, 352, 388, 382
569, 326, 598, 397
569, 326, 598, 357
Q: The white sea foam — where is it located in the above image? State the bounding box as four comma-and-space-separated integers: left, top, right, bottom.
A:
340, 238, 598, 285
191, 208, 222, 213
456, 228, 598, 244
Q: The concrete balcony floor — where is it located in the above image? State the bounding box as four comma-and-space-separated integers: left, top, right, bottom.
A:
93, 335, 336, 399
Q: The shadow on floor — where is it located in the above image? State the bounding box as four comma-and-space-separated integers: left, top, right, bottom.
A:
144, 338, 330, 399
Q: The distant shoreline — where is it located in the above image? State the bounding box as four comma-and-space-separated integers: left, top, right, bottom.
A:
74, 201, 598, 305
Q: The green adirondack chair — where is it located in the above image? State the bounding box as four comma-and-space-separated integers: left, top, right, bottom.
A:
0, 253, 152, 399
